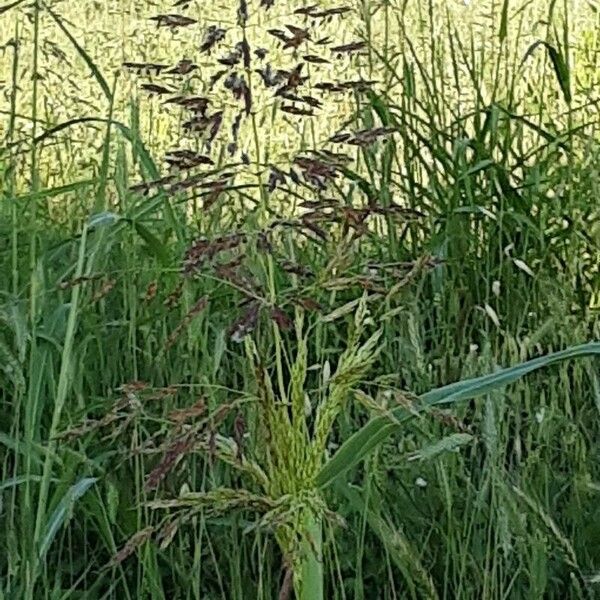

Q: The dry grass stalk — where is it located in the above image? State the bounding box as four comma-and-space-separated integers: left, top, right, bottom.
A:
145, 434, 196, 491
111, 527, 154, 566
168, 397, 207, 424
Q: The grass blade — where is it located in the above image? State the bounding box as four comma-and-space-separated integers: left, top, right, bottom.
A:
44, 4, 111, 101
38, 477, 98, 561
339, 483, 439, 599
132, 222, 170, 265
499, 0, 510, 42
317, 343, 600, 487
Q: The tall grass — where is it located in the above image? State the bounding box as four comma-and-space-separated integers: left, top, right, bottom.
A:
1, 0, 599, 598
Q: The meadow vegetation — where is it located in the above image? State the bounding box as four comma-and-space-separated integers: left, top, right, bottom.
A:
1, 0, 600, 598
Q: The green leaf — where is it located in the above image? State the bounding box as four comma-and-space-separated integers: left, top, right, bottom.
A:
0, 0, 27, 15
13, 179, 96, 204
4, 116, 159, 184
499, 0, 509, 42
521, 41, 571, 104
133, 222, 170, 265
339, 167, 378, 202
366, 89, 393, 126
0, 433, 56, 468
117, 117, 160, 182
494, 104, 568, 150
546, 45, 571, 104
320, 298, 362, 323
339, 483, 439, 599
44, 4, 111, 101
39, 477, 98, 560
88, 211, 121, 230
459, 159, 495, 179
317, 343, 600, 488
106, 480, 119, 525
0, 475, 44, 491
408, 433, 473, 462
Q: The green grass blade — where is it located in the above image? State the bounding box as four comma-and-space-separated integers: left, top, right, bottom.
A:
0, 476, 44, 492
499, 0, 510, 42
317, 343, 600, 488
420, 343, 600, 405
132, 222, 170, 265
545, 43, 571, 104
521, 41, 571, 104
408, 433, 473, 462
0, 0, 27, 15
11, 179, 96, 204
29, 223, 90, 594
38, 477, 98, 561
44, 4, 111, 101
339, 483, 439, 599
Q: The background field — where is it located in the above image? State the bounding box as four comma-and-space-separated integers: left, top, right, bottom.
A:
1, 0, 600, 598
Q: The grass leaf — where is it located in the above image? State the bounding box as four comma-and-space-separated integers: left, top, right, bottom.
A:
407, 433, 473, 462
133, 222, 170, 265
44, 4, 111, 101
317, 343, 600, 487
38, 477, 98, 560
499, 0, 510, 42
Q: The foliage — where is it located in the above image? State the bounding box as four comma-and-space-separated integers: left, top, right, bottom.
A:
1, 0, 599, 598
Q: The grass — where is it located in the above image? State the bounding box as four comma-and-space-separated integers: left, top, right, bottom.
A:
1, 0, 600, 598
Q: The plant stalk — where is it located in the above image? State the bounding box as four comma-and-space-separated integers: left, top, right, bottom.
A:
295, 510, 324, 600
